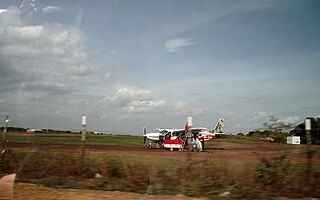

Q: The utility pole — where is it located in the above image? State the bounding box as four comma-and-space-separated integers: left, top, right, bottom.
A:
80, 115, 87, 168
305, 118, 312, 190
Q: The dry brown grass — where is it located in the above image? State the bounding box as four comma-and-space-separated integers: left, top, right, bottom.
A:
1, 140, 320, 199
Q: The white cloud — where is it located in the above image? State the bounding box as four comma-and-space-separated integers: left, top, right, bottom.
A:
277, 116, 300, 125
0, 9, 8, 14
173, 101, 205, 115
6, 25, 43, 39
251, 111, 274, 121
19, 0, 61, 17
103, 87, 206, 117
42, 6, 61, 13
163, 38, 195, 53
104, 87, 165, 114
0, 8, 109, 95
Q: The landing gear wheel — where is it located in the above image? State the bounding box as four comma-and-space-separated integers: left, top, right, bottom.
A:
148, 145, 152, 149
170, 148, 173, 152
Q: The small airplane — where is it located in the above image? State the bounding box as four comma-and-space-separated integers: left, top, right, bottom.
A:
143, 118, 225, 151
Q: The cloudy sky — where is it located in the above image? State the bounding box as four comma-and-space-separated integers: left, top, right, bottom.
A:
0, 0, 319, 134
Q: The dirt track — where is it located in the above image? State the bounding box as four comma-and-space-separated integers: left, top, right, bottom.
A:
5, 140, 318, 163
13, 183, 207, 200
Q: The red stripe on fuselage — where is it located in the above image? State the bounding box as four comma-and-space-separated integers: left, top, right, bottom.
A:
164, 139, 182, 144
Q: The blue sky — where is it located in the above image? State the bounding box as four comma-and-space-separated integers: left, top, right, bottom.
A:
0, 0, 319, 134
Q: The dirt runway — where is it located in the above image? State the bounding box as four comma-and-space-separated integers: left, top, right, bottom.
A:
5, 140, 317, 163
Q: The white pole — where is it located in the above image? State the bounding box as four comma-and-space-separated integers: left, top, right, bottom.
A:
81, 115, 87, 141
305, 119, 311, 144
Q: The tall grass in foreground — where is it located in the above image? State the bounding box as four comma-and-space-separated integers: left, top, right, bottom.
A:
1, 149, 319, 199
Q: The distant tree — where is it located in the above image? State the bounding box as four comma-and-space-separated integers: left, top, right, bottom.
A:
290, 117, 320, 145
262, 115, 295, 133
236, 132, 245, 137
0, 127, 26, 133
247, 115, 295, 143
266, 116, 279, 132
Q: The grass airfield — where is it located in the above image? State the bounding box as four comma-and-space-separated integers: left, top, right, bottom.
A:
1, 133, 320, 199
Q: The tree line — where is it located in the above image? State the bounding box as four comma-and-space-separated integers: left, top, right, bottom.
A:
0, 127, 75, 134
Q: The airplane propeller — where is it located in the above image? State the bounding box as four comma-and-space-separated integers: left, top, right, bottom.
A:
143, 126, 147, 144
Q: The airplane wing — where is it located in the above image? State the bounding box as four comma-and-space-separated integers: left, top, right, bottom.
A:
156, 128, 185, 137
191, 127, 207, 134
171, 129, 185, 135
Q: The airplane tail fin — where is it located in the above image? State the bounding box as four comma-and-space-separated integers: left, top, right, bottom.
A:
213, 118, 224, 133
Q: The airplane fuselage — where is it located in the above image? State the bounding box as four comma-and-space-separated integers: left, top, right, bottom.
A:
145, 132, 161, 142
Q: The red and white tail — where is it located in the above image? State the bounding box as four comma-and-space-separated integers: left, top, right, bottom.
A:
213, 118, 224, 133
